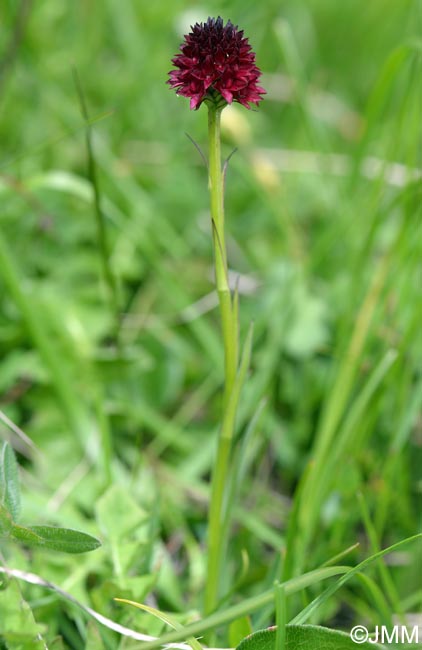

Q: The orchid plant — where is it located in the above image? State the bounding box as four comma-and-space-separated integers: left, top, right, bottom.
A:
169, 16, 265, 617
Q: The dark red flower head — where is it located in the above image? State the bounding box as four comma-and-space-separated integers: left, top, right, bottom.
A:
168, 16, 266, 110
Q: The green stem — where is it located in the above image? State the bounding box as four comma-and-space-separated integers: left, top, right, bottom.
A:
204, 103, 239, 616
207, 105, 237, 402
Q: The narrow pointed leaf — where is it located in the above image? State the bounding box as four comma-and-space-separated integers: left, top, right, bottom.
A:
0, 503, 13, 536
290, 534, 422, 626
275, 585, 287, 650
115, 599, 202, 650
0, 442, 21, 521
11, 524, 101, 553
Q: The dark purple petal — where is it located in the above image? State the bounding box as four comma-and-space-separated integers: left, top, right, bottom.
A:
219, 88, 233, 103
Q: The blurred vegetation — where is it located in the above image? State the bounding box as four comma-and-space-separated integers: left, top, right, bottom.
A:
0, 1, 421, 649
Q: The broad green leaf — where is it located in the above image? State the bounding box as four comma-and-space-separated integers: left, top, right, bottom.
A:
0, 502, 13, 536
11, 524, 101, 553
47, 636, 67, 650
50, 638, 67, 650
0, 441, 21, 521
0, 578, 47, 649
284, 286, 328, 359
229, 616, 253, 648
85, 621, 106, 650
96, 484, 147, 542
236, 625, 386, 650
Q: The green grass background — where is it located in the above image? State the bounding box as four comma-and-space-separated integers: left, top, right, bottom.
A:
0, 0, 421, 648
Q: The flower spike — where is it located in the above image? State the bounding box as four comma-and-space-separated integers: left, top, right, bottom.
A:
168, 16, 266, 110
